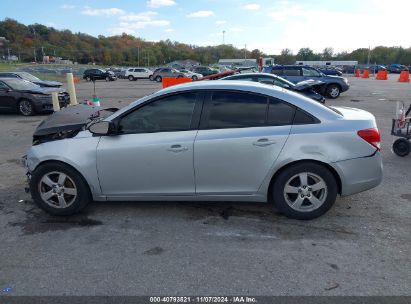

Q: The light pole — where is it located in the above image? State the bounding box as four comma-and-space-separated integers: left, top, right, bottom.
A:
222, 30, 225, 45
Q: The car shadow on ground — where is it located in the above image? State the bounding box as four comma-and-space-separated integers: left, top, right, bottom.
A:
8, 198, 358, 241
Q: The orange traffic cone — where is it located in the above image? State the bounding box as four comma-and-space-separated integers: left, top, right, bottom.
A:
362, 69, 370, 78
354, 69, 360, 77
398, 71, 410, 82
376, 70, 387, 80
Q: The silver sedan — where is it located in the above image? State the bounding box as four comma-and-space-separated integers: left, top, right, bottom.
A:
25, 81, 383, 219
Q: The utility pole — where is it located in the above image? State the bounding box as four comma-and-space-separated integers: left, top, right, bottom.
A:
244, 44, 247, 60
138, 46, 140, 66
222, 30, 226, 45
7, 48, 10, 60
33, 47, 37, 62
367, 46, 371, 66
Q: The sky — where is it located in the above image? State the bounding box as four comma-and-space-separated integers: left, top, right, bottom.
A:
1, 0, 410, 55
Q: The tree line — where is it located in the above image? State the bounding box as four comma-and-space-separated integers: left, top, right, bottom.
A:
1, 18, 411, 66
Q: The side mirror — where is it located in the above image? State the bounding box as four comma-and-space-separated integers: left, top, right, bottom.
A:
88, 121, 114, 136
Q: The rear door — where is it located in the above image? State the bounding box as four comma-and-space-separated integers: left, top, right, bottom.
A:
194, 91, 294, 195
282, 67, 302, 83
301, 67, 323, 81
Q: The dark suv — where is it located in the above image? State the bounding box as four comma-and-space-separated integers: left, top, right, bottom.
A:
83, 69, 117, 82
263, 65, 349, 98
191, 66, 219, 77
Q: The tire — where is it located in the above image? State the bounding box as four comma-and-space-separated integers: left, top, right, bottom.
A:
155, 76, 162, 82
128, 75, 135, 81
326, 84, 341, 99
18, 99, 34, 116
105, 76, 110, 82
149, 75, 153, 81
85, 76, 91, 82
177, 75, 183, 78
393, 138, 410, 157
30, 162, 91, 216
192, 75, 198, 81
271, 162, 338, 220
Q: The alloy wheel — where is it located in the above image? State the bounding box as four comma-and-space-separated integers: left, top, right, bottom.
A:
38, 171, 77, 209
19, 100, 33, 116
283, 172, 328, 212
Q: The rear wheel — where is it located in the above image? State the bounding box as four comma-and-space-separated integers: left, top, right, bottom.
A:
271, 162, 338, 220
30, 162, 91, 216
18, 99, 34, 116
155, 76, 162, 82
393, 138, 410, 157
149, 75, 153, 81
326, 84, 341, 99
128, 75, 135, 81
105, 76, 110, 82
192, 75, 198, 81
85, 76, 92, 82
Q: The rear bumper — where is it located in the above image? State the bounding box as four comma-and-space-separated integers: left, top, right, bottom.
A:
334, 152, 383, 196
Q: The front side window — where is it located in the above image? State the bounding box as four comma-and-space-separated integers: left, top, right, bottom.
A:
0, 81, 9, 90
302, 67, 321, 77
119, 93, 197, 134
206, 91, 267, 129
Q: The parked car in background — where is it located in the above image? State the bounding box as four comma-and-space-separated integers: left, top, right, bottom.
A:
179, 69, 203, 80
191, 66, 219, 76
0, 78, 69, 116
0, 72, 62, 88
221, 73, 325, 103
318, 67, 343, 76
388, 64, 408, 73
83, 69, 117, 82
106, 68, 124, 79
152, 68, 186, 82
25, 81, 382, 220
264, 65, 349, 99
125, 67, 153, 81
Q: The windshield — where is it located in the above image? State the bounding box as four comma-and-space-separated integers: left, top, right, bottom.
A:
18, 72, 41, 81
4, 79, 41, 90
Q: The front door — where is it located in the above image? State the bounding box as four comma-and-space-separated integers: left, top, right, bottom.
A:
194, 91, 294, 195
0, 81, 15, 110
96, 92, 201, 197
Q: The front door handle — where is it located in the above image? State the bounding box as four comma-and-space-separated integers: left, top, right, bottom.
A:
167, 144, 188, 152
253, 138, 276, 147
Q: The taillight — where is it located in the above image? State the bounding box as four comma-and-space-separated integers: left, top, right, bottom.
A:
357, 128, 381, 150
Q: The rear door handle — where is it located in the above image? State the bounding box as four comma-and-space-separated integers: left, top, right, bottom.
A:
167, 144, 188, 152
253, 138, 276, 147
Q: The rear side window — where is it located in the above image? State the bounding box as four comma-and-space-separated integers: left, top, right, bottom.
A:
271, 67, 283, 76
283, 68, 301, 76
267, 99, 295, 126
206, 91, 267, 129
293, 108, 318, 124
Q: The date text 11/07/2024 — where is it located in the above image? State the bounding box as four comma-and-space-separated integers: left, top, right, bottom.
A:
149, 296, 257, 303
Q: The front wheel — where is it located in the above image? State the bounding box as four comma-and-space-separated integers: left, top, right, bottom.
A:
271, 163, 338, 220
149, 75, 153, 81
18, 99, 34, 116
393, 138, 410, 157
326, 84, 341, 99
192, 75, 198, 81
128, 75, 135, 81
155, 76, 162, 82
85, 76, 92, 82
30, 162, 91, 216
105, 76, 110, 82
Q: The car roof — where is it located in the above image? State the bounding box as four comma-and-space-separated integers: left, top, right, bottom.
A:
109, 80, 339, 122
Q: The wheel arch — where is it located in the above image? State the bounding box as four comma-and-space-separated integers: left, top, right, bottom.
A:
33, 159, 95, 197
267, 159, 342, 202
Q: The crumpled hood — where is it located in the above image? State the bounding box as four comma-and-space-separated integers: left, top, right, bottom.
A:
34, 80, 63, 88
33, 104, 116, 136
293, 79, 325, 91
23, 87, 67, 95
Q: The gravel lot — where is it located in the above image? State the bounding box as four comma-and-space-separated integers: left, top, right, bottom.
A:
0, 76, 410, 296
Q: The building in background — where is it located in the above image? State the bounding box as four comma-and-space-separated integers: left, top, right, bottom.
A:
295, 60, 358, 67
